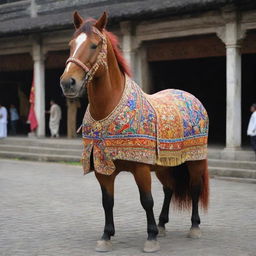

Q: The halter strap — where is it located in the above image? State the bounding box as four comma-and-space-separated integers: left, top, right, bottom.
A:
66, 57, 90, 73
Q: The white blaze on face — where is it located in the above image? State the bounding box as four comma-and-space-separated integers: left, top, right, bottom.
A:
74, 33, 87, 56
66, 32, 87, 72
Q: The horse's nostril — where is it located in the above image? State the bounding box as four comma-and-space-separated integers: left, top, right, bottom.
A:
60, 78, 76, 91
70, 78, 76, 86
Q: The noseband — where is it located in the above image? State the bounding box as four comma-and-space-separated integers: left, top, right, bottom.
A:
65, 27, 108, 84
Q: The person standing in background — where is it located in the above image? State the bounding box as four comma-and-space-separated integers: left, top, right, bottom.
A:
9, 104, 19, 135
46, 100, 62, 138
0, 103, 8, 139
247, 103, 256, 155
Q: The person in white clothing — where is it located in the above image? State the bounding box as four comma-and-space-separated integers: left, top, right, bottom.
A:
247, 103, 256, 153
46, 100, 62, 138
0, 103, 8, 138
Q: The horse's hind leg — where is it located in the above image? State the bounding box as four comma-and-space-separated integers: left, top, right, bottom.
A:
132, 164, 160, 253
155, 168, 174, 236
94, 171, 118, 252
186, 159, 208, 239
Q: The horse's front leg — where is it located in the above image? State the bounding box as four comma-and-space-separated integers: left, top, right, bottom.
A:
132, 165, 160, 253
95, 171, 118, 252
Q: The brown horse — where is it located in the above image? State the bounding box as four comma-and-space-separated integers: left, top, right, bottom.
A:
60, 11, 209, 253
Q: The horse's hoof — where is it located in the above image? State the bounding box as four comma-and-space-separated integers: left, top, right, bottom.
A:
95, 240, 112, 252
158, 226, 166, 237
143, 240, 160, 253
187, 227, 201, 239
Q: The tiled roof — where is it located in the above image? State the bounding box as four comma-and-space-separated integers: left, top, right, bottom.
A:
0, 0, 255, 36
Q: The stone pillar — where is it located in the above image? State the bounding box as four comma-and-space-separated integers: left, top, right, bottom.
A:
136, 45, 151, 93
217, 9, 245, 151
226, 38, 241, 149
120, 21, 136, 77
67, 99, 80, 138
32, 39, 45, 137
120, 22, 150, 92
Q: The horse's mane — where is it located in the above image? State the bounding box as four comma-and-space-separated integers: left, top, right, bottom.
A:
74, 19, 132, 77
105, 30, 132, 77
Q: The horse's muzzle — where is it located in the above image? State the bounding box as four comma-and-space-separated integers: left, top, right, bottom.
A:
60, 77, 77, 97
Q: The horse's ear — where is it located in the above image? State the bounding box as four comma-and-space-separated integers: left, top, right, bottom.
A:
95, 12, 108, 31
73, 11, 83, 29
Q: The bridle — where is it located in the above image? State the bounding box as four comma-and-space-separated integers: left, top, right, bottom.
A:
65, 26, 108, 85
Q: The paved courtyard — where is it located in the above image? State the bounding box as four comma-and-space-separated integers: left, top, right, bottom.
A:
0, 159, 256, 256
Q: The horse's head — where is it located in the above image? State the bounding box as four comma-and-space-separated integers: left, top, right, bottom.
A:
60, 11, 108, 98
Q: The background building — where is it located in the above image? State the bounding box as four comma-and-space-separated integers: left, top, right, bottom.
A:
0, 0, 256, 155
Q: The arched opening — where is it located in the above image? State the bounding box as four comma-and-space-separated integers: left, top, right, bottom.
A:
0, 53, 33, 135
147, 34, 226, 145
241, 30, 256, 147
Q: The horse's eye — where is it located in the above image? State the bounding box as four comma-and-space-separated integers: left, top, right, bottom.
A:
90, 44, 97, 49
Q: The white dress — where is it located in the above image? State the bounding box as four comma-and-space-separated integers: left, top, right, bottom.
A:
247, 111, 256, 136
49, 104, 62, 136
0, 106, 8, 138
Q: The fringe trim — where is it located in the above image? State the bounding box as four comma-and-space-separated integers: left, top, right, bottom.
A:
156, 147, 208, 166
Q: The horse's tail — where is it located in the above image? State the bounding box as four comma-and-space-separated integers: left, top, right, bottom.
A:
171, 159, 209, 211
200, 159, 209, 211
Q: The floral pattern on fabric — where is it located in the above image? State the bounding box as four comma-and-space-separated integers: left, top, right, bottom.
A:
82, 76, 208, 175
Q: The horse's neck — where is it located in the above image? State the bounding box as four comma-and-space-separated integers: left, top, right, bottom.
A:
88, 37, 125, 121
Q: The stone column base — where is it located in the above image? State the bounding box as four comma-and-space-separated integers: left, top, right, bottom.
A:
222, 147, 255, 161
222, 147, 242, 160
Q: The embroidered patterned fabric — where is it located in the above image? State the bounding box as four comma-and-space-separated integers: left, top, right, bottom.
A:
82, 76, 209, 175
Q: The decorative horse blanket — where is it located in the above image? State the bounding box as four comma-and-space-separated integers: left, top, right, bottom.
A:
82, 76, 209, 175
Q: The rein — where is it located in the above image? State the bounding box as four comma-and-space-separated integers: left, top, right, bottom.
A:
65, 27, 108, 85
